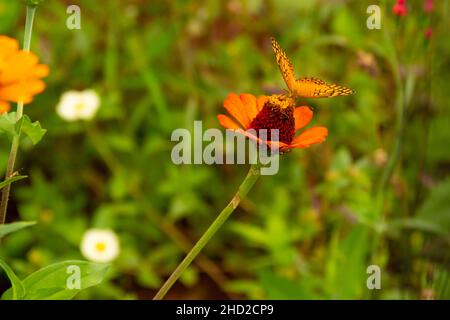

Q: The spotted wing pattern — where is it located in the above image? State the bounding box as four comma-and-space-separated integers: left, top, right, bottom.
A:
271, 37, 354, 98
271, 37, 296, 93
292, 77, 354, 98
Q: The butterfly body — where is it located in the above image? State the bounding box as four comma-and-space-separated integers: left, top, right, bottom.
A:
271, 37, 354, 98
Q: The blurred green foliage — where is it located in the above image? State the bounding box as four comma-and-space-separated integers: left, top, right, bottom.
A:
0, 0, 449, 299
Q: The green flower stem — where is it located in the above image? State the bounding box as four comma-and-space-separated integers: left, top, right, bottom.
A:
86, 126, 233, 297
0, 5, 36, 224
377, 78, 404, 196
374, 21, 404, 219
375, 22, 416, 219
153, 163, 262, 300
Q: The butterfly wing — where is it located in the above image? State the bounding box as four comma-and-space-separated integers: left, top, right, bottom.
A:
271, 37, 296, 92
292, 77, 354, 98
271, 37, 354, 98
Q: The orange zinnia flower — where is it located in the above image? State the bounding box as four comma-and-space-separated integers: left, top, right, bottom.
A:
217, 93, 328, 152
0, 35, 49, 114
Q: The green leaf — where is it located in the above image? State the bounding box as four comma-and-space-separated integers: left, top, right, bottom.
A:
258, 269, 319, 299
417, 178, 450, 233
388, 218, 447, 235
0, 113, 46, 144
0, 221, 36, 238
325, 226, 370, 299
229, 222, 268, 247
2, 260, 109, 300
0, 112, 18, 140
0, 259, 26, 300
0, 175, 27, 190
17, 115, 46, 145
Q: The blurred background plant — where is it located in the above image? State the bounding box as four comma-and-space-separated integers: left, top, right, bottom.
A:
0, 0, 448, 299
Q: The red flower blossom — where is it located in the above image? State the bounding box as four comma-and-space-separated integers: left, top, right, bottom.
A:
424, 0, 433, 13
393, 0, 408, 16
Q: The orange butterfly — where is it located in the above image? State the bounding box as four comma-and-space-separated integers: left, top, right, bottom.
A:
271, 37, 354, 98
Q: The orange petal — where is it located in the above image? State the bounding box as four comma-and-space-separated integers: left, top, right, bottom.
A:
289, 127, 328, 148
0, 36, 19, 61
256, 95, 268, 113
237, 128, 259, 143
0, 101, 11, 114
294, 106, 313, 130
235, 129, 285, 153
0, 79, 46, 104
217, 114, 242, 130
223, 93, 251, 129
29, 64, 50, 78
236, 129, 267, 150
24, 79, 46, 95
269, 140, 288, 152
0, 51, 39, 83
239, 93, 258, 122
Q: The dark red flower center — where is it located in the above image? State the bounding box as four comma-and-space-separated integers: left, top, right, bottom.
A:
249, 96, 295, 145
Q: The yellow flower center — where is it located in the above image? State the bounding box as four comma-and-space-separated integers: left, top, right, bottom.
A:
95, 242, 107, 252
75, 102, 86, 112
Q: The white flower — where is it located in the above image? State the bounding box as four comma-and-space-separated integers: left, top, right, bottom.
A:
56, 89, 100, 121
80, 229, 120, 263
